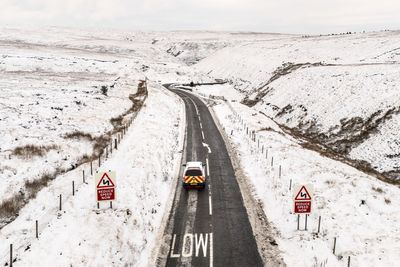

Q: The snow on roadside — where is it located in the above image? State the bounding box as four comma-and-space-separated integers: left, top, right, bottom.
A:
207, 96, 399, 267
0, 83, 184, 266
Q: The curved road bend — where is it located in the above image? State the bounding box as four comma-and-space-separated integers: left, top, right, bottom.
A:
161, 87, 263, 267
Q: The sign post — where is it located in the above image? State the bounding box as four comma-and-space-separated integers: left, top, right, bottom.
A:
96, 171, 116, 203
293, 184, 313, 214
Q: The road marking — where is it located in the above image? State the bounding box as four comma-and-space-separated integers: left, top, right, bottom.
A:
195, 234, 209, 257
188, 96, 200, 115
170, 234, 180, 258
200, 122, 203, 129
210, 233, 214, 267
206, 157, 210, 176
209, 195, 212, 215
169, 233, 211, 258
182, 234, 194, 257
201, 130, 205, 140
202, 142, 212, 154
181, 191, 197, 266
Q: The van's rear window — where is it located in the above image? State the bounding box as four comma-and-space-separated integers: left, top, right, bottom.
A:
185, 169, 202, 176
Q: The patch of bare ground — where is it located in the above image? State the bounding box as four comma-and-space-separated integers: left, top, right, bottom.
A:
259, 110, 400, 185
0, 81, 148, 229
0, 172, 57, 226
241, 62, 399, 108
298, 107, 400, 155
242, 62, 329, 107
12, 144, 58, 159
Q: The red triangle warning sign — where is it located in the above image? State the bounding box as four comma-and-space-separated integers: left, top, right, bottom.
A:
295, 186, 312, 200
97, 172, 115, 188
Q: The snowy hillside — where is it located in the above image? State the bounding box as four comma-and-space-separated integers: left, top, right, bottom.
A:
0, 27, 195, 266
1, 26, 399, 267
0, 27, 278, 266
194, 31, 400, 183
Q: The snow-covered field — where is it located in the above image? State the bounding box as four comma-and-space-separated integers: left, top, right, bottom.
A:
192, 88, 400, 266
1, 26, 400, 266
0, 27, 189, 266
194, 31, 400, 182
0, 83, 184, 266
0, 27, 261, 266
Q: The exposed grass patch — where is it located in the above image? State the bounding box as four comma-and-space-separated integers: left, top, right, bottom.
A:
109, 80, 148, 132
260, 110, 400, 185
65, 130, 111, 157
25, 173, 55, 198
110, 115, 124, 129
372, 186, 384, 194
0, 194, 25, 222
1, 171, 58, 228
64, 131, 94, 140
12, 144, 57, 159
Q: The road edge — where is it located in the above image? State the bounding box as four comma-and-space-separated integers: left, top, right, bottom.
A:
149, 85, 187, 267
206, 98, 286, 266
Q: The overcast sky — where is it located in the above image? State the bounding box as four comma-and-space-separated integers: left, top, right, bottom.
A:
1, 0, 399, 33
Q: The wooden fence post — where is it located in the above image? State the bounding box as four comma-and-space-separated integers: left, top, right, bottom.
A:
318, 216, 321, 234
297, 214, 300, 230
305, 214, 308, 230
10, 244, 13, 267
36, 220, 38, 238
333, 237, 337, 255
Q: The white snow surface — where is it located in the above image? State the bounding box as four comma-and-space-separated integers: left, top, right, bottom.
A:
193, 30, 400, 178
0, 84, 184, 266
1, 26, 400, 267
205, 92, 400, 267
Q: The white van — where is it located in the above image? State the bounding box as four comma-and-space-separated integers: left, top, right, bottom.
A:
182, 161, 206, 190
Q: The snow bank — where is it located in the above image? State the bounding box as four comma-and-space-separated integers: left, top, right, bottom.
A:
0, 84, 184, 266
210, 97, 400, 267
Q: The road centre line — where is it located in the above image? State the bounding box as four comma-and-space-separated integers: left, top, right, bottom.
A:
206, 157, 210, 177
201, 130, 205, 140
210, 233, 214, 267
209, 195, 212, 215
188, 96, 200, 115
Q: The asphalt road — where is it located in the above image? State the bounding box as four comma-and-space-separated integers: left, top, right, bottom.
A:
162, 87, 263, 267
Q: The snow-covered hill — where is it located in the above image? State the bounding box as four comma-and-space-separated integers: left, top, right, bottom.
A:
194, 31, 400, 183
1, 27, 399, 267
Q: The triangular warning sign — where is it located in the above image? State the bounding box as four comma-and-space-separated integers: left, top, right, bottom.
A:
295, 186, 311, 200
97, 172, 115, 188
